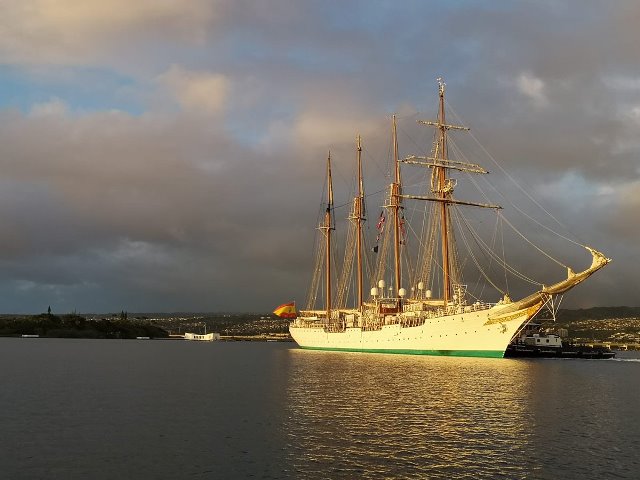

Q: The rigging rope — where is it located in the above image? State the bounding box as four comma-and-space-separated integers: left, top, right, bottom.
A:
446, 134, 571, 269
500, 215, 509, 294
454, 207, 543, 286
497, 211, 569, 269
445, 100, 587, 248
306, 237, 325, 310
451, 208, 507, 296
335, 218, 357, 308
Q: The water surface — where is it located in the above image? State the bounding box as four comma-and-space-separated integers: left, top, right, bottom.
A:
0, 339, 637, 479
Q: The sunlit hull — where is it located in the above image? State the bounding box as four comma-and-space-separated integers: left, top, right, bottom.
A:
289, 302, 542, 358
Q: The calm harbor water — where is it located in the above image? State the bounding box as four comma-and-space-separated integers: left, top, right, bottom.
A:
0, 338, 638, 479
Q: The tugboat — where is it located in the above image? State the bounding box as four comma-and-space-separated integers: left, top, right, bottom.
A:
505, 323, 615, 359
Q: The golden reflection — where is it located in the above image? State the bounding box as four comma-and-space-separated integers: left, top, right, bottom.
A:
284, 350, 540, 479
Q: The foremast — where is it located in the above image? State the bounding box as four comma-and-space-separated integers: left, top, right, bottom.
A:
403, 78, 610, 314
436, 80, 451, 305
404, 78, 499, 306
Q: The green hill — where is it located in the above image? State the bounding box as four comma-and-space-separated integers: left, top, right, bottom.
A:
0, 314, 169, 339
556, 306, 640, 323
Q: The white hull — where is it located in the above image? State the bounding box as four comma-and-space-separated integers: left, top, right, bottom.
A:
290, 303, 542, 358
184, 332, 220, 341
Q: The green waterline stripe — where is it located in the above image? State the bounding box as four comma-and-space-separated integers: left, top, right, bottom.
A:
299, 346, 504, 358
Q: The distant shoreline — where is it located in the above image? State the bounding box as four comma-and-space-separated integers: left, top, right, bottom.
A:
2, 307, 639, 345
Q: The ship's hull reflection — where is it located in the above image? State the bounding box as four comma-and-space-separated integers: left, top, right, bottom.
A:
284, 349, 537, 479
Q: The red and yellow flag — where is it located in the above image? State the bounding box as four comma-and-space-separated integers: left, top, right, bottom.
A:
273, 302, 297, 318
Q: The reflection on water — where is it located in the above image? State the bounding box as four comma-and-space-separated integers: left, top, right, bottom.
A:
0, 340, 637, 479
283, 349, 640, 479
285, 351, 536, 479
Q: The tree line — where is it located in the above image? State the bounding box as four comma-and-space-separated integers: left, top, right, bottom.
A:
0, 313, 169, 339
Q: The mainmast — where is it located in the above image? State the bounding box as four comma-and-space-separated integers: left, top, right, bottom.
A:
391, 115, 402, 299
324, 152, 334, 320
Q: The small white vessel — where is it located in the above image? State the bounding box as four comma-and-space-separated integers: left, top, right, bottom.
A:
184, 332, 220, 341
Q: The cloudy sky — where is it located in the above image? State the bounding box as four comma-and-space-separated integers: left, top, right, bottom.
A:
0, 0, 638, 313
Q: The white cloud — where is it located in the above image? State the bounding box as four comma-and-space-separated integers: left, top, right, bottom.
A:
516, 72, 548, 107
602, 75, 640, 91
0, 0, 217, 66
628, 105, 640, 122
29, 97, 69, 117
157, 65, 230, 115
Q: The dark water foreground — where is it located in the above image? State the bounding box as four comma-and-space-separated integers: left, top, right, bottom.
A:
0, 339, 638, 479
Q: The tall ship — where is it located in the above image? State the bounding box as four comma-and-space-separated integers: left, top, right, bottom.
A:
288, 79, 610, 358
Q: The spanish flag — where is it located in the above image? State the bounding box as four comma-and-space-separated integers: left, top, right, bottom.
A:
273, 302, 297, 318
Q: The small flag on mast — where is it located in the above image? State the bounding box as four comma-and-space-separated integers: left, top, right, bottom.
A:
376, 211, 385, 230
273, 302, 297, 318
373, 211, 385, 252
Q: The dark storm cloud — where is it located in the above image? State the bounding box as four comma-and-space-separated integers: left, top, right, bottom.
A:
0, 0, 638, 312
0, 105, 324, 311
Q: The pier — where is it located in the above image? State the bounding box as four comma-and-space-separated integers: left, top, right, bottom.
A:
581, 342, 639, 351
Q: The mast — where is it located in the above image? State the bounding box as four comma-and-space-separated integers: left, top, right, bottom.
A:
324, 152, 334, 320
436, 79, 451, 305
392, 115, 402, 299
406, 78, 498, 306
355, 135, 364, 310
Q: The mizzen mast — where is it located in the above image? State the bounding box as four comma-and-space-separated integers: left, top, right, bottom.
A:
352, 135, 365, 310
323, 152, 334, 320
